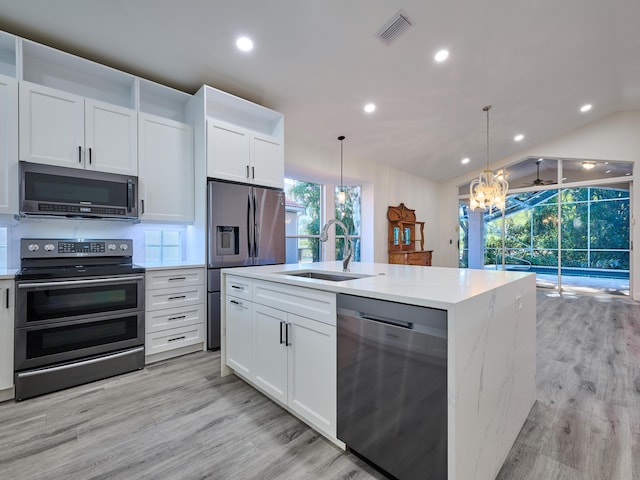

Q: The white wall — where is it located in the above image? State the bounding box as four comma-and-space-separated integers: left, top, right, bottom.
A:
285, 136, 443, 265
439, 110, 640, 297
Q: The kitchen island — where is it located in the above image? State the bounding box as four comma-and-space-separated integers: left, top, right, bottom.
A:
220, 262, 536, 480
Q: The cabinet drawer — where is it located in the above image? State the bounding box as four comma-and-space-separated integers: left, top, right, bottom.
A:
146, 268, 205, 289
146, 304, 204, 333
145, 323, 205, 356
145, 285, 204, 311
406, 251, 432, 266
226, 275, 253, 300
254, 280, 336, 326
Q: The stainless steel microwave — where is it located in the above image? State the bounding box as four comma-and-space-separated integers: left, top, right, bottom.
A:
19, 161, 138, 219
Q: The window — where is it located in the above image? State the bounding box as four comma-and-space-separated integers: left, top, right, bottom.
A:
335, 186, 361, 262
145, 230, 183, 264
285, 179, 321, 263
285, 178, 361, 264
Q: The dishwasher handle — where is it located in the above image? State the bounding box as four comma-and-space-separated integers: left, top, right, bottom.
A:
359, 314, 413, 330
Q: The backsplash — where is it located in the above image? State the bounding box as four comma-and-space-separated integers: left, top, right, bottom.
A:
3, 217, 191, 268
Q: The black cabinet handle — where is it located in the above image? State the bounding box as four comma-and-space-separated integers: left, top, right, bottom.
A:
285, 323, 290, 347
88, 147, 92, 164
279, 321, 285, 344
168, 277, 186, 281
246, 165, 250, 178
230, 299, 241, 306
168, 336, 186, 343
141, 199, 145, 214
5, 288, 8, 309
252, 166, 255, 179
78, 145, 82, 163
168, 295, 186, 301
168, 315, 186, 321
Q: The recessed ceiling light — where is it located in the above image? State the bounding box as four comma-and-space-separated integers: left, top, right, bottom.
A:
605, 169, 612, 174
514, 134, 524, 142
434, 49, 449, 62
236, 36, 254, 52
626, 172, 631, 176
364, 103, 376, 113
580, 104, 592, 113
582, 161, 596, 170
461, 157, 470, 164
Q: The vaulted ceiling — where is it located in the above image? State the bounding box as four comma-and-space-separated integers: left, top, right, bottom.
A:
1, 0, 639, 182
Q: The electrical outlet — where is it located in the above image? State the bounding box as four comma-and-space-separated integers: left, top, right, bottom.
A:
515, 295, 523, 311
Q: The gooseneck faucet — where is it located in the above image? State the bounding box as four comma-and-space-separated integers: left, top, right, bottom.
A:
320, 218, 353, 272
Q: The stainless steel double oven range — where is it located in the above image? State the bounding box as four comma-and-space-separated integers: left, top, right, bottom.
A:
14, 239, 145, 400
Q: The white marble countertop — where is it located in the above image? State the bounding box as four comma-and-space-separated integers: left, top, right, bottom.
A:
138, 262, 205, 271
0, 269, 18, 280
221, 261, 533, 310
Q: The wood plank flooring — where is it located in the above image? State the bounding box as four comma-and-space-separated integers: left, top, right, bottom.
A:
1, 289, 639, 479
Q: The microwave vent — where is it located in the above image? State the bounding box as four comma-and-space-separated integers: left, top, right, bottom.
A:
376, 10, 413, 45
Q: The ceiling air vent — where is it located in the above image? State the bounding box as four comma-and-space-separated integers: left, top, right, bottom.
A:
376, 10, 413, 45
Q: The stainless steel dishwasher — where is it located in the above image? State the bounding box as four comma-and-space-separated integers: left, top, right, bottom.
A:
337, 294, 448, 480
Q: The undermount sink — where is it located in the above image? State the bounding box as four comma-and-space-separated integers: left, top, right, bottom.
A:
278, 270, 372, 282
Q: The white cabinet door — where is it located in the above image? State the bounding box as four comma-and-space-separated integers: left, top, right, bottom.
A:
288, 313, 337, 437
207, 120, 251, 183
252, 134, 283, 189
0, 280, 14, 393
225, 295, 254, 378
85, 99, 137, 175
19, 81, 84, 168
0, 75, 18, 215
253, 303, 288, 404
138, 113, 194, 222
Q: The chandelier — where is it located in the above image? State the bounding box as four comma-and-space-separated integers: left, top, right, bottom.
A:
469, 105, 508, 211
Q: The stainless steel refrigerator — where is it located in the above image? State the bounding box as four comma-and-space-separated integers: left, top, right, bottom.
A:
207, 179, 285, 349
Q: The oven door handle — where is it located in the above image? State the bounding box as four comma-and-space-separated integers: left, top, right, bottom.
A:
17, 276, 145, 289
15, 346, 145, 378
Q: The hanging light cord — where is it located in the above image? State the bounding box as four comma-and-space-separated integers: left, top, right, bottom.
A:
338, 135, 345, 191
484, 105, 491, 170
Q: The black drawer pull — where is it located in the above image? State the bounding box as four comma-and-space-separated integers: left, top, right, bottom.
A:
168, 315, 186, 321
168, 295, 186, 301
5, 288, 8, 309
168, 336, 186, 342
230, 299, 241, 306
231, 285, 243, 290
168, 277, 186, 281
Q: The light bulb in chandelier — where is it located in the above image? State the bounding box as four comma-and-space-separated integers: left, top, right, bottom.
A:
337, 190, 346, 204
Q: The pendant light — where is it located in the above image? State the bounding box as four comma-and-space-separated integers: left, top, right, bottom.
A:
469, 105, 508, 212
337, 135, 346, 204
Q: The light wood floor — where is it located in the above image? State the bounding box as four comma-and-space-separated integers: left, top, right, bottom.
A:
1, 290, 639, 479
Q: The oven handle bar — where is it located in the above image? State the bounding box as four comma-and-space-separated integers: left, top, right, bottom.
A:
18, 276, 145, 289
15, 346, 145, 378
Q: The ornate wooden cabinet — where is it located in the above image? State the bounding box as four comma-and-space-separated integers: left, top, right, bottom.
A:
387, 203, 433, 266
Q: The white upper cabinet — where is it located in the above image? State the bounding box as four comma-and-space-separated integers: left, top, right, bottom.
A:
0, 75, 18, 215
207, 119, 283, 189
200, 85, 284, 189
138, 113, 194, 222
207, 120, 251, 183
85, 99, 137, 175
252, 133, 283, 188
19, 82, 137, 175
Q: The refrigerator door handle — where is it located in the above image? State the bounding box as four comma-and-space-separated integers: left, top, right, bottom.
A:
247, 193, 253, 257
253, 191, 260, 259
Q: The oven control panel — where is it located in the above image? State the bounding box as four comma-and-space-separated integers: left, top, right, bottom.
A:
21, 239, 134, 258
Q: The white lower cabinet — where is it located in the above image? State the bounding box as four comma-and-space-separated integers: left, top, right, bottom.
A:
145, 267, 206, 363
224, 275, 337, 439
0, 280, 14, 400
225, 294, 254, 377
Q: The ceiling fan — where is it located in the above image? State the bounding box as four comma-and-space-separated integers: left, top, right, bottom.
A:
521, 159, 555, 187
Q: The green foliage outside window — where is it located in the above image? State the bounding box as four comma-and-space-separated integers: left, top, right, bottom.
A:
478, 187, 629, 270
